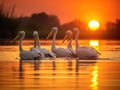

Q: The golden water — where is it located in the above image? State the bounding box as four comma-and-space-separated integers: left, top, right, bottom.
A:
0, 40, 120, 90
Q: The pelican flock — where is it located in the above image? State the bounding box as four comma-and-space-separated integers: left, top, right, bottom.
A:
31, 31, 56, 58
62, 30, 76, 58
46, 27, 75, 58
12, 31, 44, 60
12, 27, 100, 60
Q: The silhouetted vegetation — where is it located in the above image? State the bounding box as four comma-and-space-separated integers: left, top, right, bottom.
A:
0, 1, 19, 40
101, 19, 120, 39
18, 12, 60, 39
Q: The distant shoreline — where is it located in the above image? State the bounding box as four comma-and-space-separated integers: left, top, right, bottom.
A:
0, 39, 120, 45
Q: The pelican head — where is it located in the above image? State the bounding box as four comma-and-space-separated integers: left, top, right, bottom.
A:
33, 31, 38, 37
62, 30, 72, 43
33, 31, 40, 48
73, 27, 79, 33
12, 31, 25, 43
33, 31, 39, 41
51, 26, 58, 33
18, 31, 25, 35
46, 26, 58, 39
52, 27, 58, 31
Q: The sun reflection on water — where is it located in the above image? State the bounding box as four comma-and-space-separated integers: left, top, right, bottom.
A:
89, 40, 99, 50
90, 66, 98, 90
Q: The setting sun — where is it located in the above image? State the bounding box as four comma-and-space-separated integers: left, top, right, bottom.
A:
88, 20, 100, 31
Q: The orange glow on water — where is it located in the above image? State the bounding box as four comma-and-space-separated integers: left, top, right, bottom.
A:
89, 40, 99, 50
0, 40, 120, 90
89, 40, 99, 47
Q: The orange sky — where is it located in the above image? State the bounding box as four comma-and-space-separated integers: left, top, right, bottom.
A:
2, 0, 120, 25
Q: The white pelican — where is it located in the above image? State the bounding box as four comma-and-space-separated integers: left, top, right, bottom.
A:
46, 27, 74, 58
73, 28, 100, 60
12, 31, 44, 60
31, 31, 56, 58
62, 30, 76, 58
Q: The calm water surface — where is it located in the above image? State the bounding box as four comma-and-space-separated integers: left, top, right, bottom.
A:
0, 40, 120, 90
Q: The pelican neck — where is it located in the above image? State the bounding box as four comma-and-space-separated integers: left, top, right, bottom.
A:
52, 30, 58, 49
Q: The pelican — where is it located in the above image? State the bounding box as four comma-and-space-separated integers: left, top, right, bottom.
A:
31, 31, 56, 58
73, 28, 100, 60
12, 31, 44, 60
62, 30, 76, 58
46, 27, 74, 58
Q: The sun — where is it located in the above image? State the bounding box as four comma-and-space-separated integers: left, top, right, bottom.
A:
88, 20, 100, 31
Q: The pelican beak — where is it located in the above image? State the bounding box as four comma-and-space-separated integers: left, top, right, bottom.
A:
62, 34, 73, 44
62, 35, 68, 44
68, 35, 73, 41
34, 35, 39, 42
72, 31, 76, 37
11, 34, 20, 44
35, 35, 40, 48
34, 35, 37, 48
46, 30, 54, 39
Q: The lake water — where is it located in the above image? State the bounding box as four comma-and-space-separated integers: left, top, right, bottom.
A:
0, 40, 120, 90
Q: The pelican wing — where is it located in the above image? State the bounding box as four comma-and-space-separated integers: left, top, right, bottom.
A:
90, 47, 101, 55
20, 50, 41, 60
30, 48, 45, 59
38, 48, 56, 58
67, 47, 77, 58
52, 48, 73, 57
76, 46, 98, 60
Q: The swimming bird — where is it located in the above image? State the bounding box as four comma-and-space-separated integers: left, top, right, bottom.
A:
73, 28, 100, 60
62, 30, 76, 58
12, 31, 44, 60
31, 31, 56, 58
46, 27, 74, 58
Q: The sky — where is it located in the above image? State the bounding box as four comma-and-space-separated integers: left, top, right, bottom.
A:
1, 0, 120, 25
